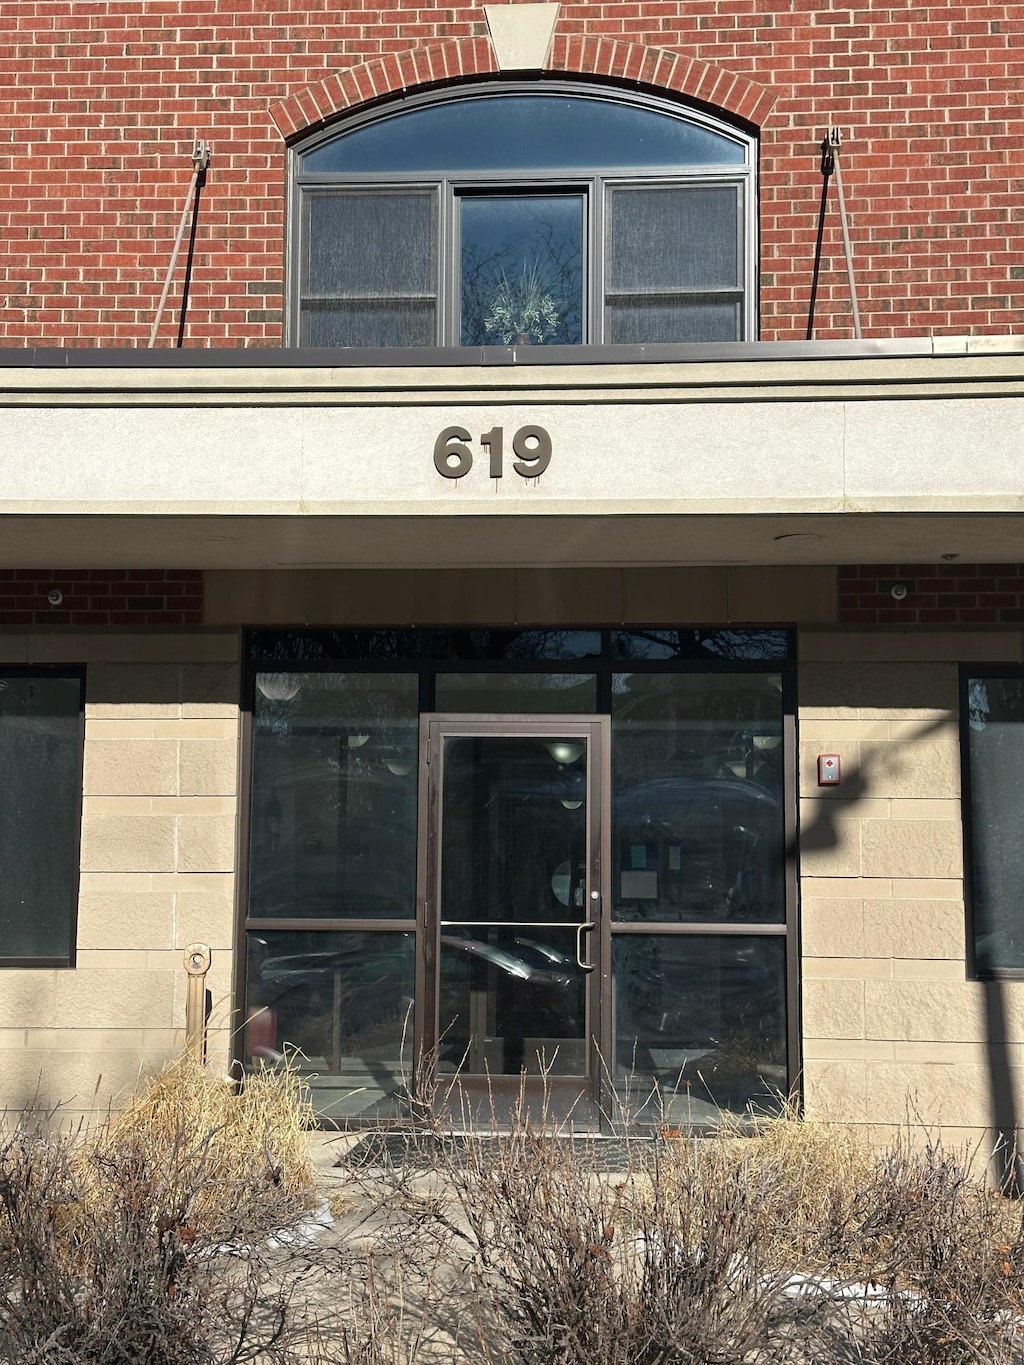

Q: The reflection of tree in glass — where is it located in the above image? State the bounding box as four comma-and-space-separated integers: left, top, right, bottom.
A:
615, 629, 789, 661
461, 222, 582, 346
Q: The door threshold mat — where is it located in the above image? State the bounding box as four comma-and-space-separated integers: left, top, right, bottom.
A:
337, 1131, 667, 1172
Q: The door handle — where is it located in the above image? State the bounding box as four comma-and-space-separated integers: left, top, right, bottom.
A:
575, 921, 597, 974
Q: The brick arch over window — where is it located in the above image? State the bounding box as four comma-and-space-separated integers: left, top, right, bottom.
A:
268, 37, 777, 140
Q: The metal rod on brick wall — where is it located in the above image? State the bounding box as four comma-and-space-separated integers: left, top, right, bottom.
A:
806, 134, 834, 340
829, 127, 862, 340
148, 138, 211, 348
183, 943, 212, 1062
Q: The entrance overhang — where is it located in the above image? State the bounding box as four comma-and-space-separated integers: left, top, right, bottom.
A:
2, 339, 1022, 570
3, 511, 1024, 570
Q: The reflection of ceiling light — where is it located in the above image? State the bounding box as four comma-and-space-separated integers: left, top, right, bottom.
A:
560, 799, 584, 810
753, 734, 782, 750
545, 740, 585, 765
347, 733, 370, 748
726, 761, 747, 777
384, 758, 413, 777
256, 673, 301, 702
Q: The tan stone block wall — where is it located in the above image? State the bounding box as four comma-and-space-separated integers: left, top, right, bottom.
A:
0, 631, 241, 1120
798, 629, 1024, 1146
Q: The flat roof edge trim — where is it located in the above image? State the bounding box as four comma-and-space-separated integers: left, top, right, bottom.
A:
1, 337, 1023, 370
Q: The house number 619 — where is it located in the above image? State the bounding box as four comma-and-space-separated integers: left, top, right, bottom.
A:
433, 425, 552, 480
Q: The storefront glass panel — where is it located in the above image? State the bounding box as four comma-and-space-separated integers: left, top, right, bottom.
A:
611, 935, 787, 1122
435, 671, 597, 713
242, 630, 794, 1127
244, 929, 414, 1120
611, 672, 785, 923
249, 671, 418, 920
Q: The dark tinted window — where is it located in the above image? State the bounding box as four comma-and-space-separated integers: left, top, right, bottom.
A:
0, 673, 83, 961
966, 675, 1024, 972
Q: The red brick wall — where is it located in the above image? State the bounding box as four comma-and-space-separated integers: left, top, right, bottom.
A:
838, 564, 1024, 626
0, 570, 203, 627
1, 0, 1021, 348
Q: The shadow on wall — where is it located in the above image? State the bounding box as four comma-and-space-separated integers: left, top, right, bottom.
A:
793, 662, 1021, 1193
84, 659, 238, 713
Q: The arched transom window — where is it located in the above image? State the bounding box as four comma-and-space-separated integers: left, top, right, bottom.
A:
292, 84, 755, 349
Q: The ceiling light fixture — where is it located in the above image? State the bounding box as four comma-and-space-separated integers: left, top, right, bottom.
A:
256, 673, 301, 702
545, 740, 585, 765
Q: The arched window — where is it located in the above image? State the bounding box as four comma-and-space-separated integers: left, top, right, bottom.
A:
292, 84, 756, 349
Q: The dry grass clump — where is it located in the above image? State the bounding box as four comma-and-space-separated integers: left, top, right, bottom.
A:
97, 1051, 318, 1238
659, 1103, 879, 1273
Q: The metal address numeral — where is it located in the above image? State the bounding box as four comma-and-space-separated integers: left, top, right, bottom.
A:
433, 425, 551, 480
512, 425, 552, 477
433, 426, 474, 478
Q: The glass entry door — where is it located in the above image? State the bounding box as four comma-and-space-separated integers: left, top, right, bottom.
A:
419, 717, 608, 1112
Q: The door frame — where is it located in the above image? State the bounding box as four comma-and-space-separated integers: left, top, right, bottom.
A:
416, 713, 612, 1119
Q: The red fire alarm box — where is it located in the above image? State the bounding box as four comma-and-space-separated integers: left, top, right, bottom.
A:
817, 754, 841, 786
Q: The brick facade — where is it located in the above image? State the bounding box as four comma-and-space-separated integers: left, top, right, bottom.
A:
1, 0, 1021, 348
838, 564, 1024, 626
0, 570, 203, 627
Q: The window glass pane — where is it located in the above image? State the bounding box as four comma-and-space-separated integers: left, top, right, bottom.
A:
435, 672, 597, 713
967, 676, 1024, 972
244, 929, 414, 1120
431, 630, 603, 661
611, 630, 791, 661
248, 631, 434, 663
300, 300, 436, 348
248, 673, 418, 920
612, 935, 787, 1122
301, 95, 745, 174
305, 191, 436, 297
607, 185, 741, 292
301, 190, 437, 347
460, 195, 583, 346
440, 734, 588, 928
246, 629, 604, 663
438, 734, 589, 1076
612, 673, 785, 923
0, 675, 81, 960
605, 296, 742, 344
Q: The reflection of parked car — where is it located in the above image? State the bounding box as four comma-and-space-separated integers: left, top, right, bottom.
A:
438, 932, 584, 1070
512, 935, 577, 971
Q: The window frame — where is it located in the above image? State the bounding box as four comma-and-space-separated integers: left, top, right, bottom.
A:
288, 80, 757, 350
0, 666, 85, 969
